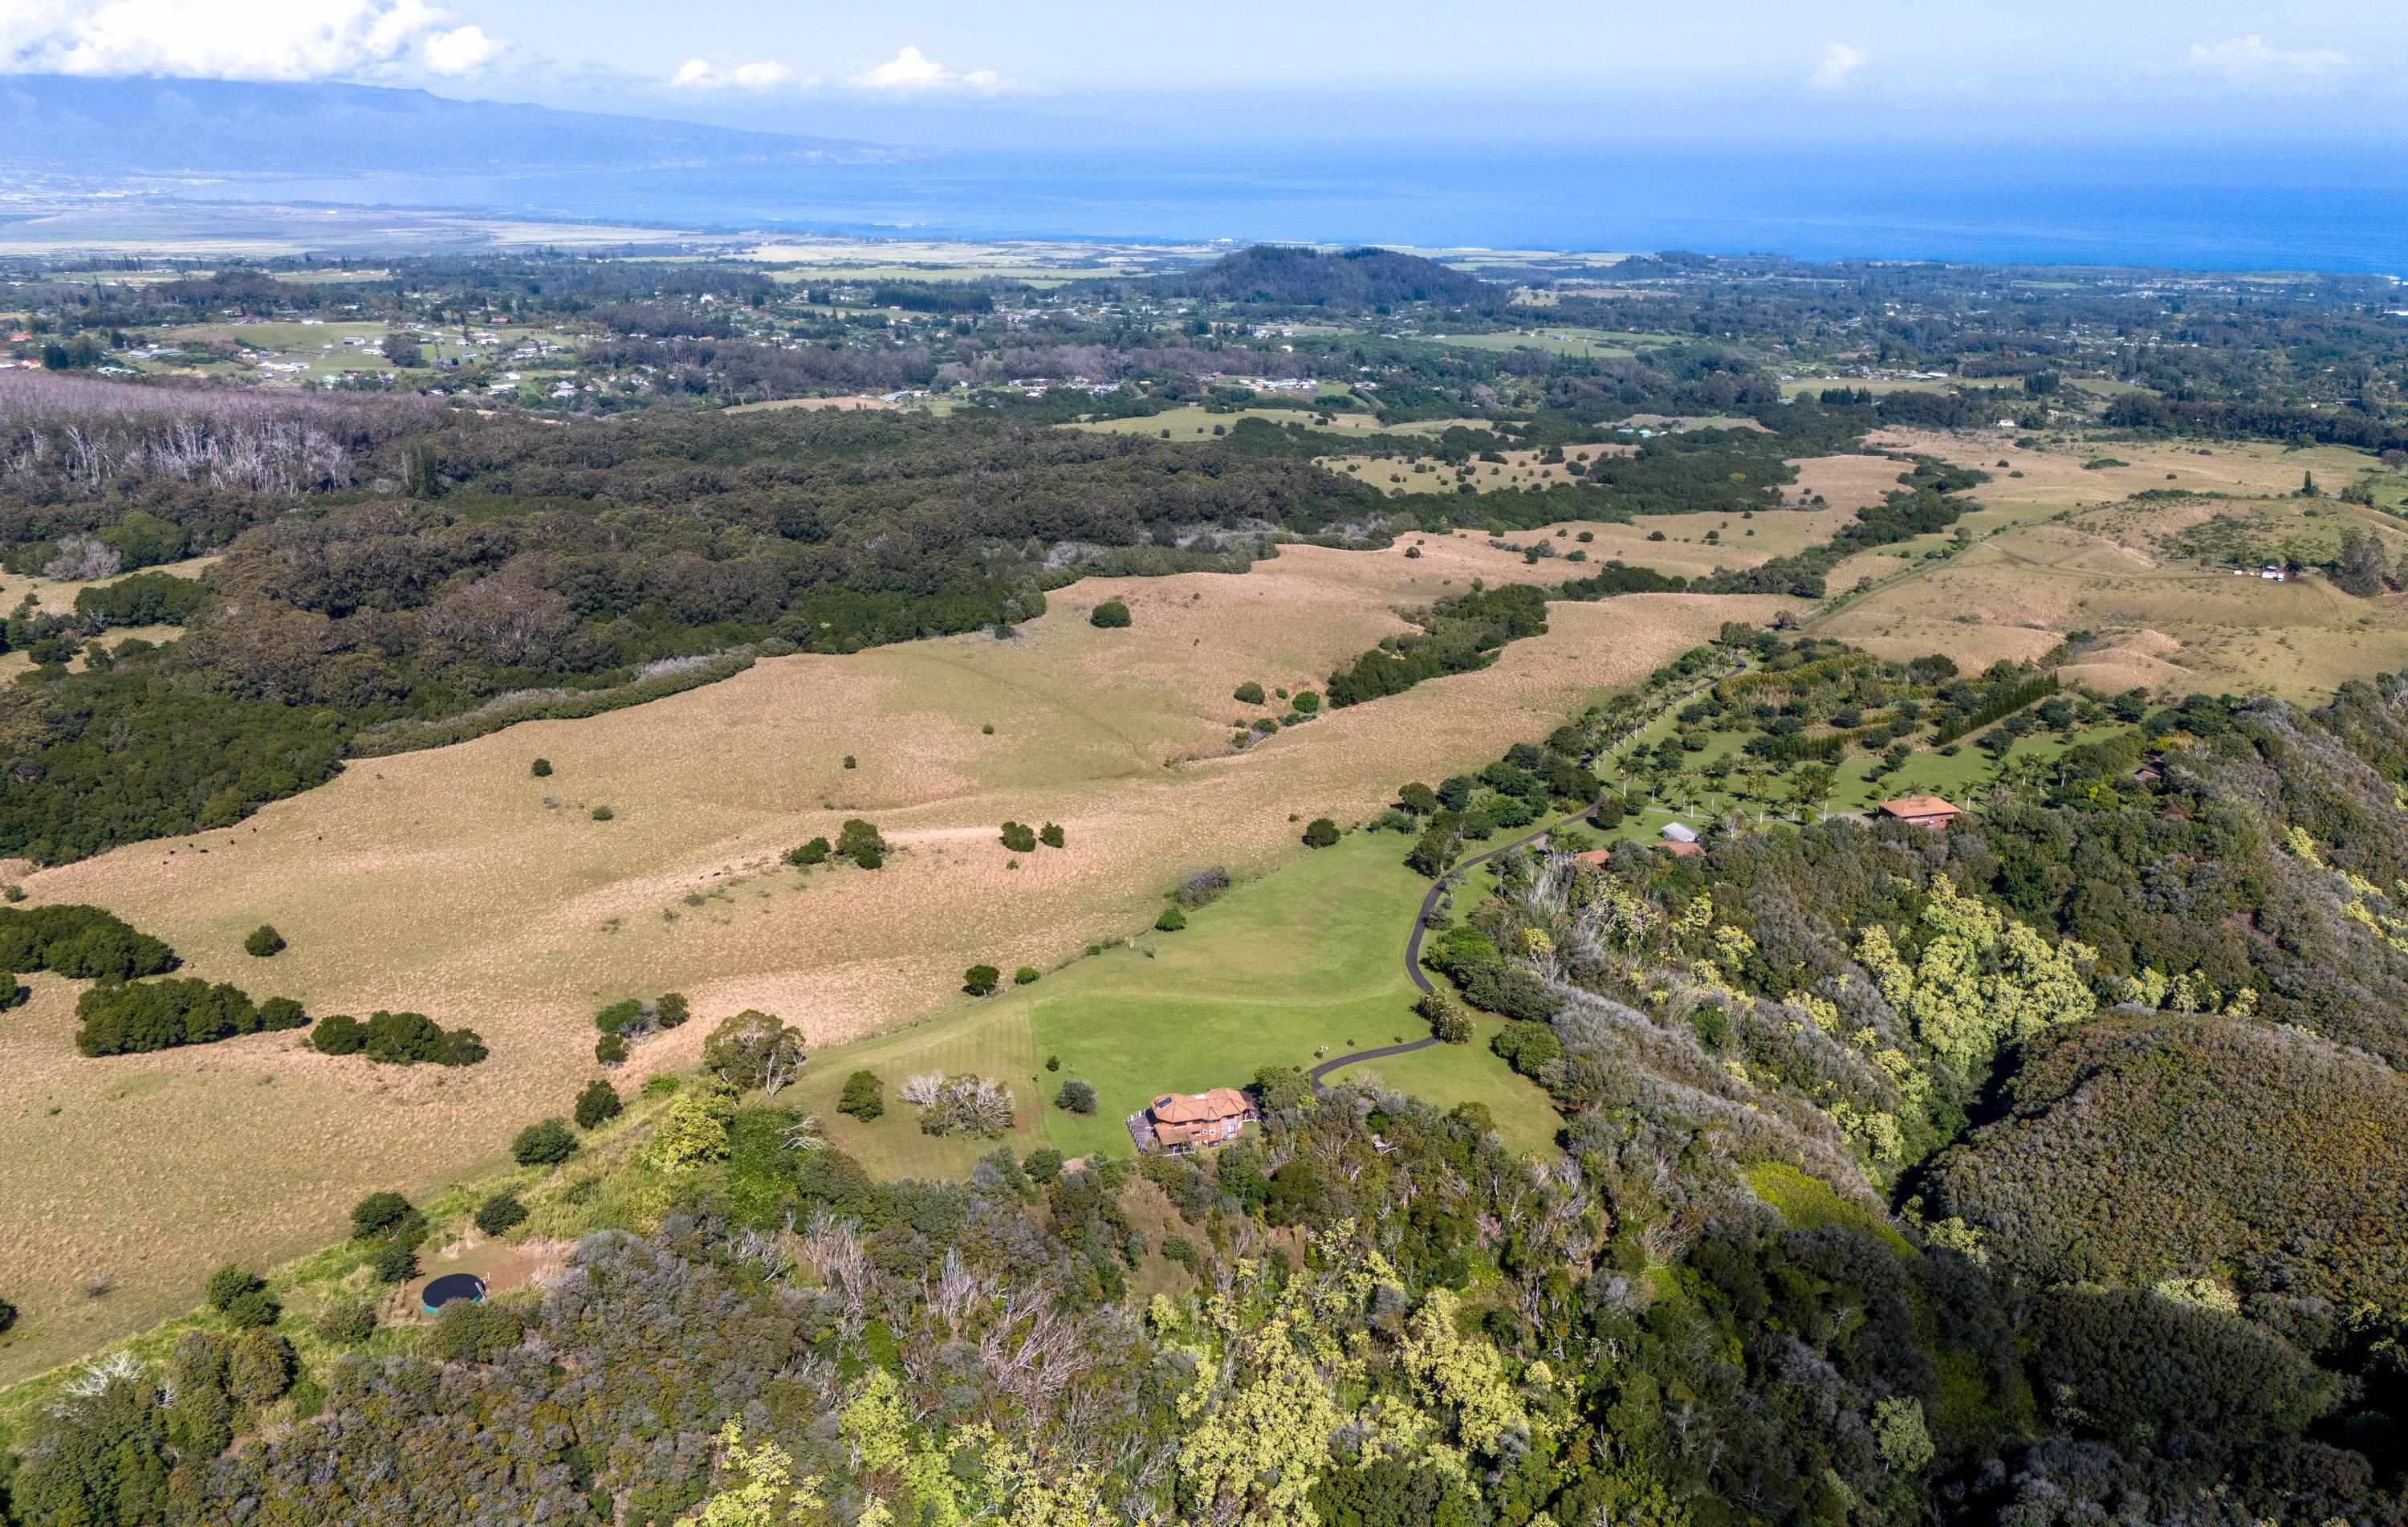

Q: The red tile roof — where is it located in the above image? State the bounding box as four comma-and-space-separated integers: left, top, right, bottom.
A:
1879, 795, 1961, 820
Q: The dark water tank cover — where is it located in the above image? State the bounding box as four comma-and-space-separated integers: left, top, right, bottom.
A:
421, 1272, 487, 1312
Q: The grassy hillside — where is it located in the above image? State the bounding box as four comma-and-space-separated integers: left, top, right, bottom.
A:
785, 829, 1557, 1175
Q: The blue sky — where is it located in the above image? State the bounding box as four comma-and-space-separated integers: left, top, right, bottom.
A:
2, 0, 2400, 149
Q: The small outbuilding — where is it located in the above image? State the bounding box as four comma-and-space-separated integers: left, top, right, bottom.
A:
421, 1272, 487, 1315
1659, 822, 1699, 845
1878, 795, 1963, 831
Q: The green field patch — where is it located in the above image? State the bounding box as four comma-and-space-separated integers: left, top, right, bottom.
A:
1743, 1161, 1915, 1256
789, 831, 1549, 1176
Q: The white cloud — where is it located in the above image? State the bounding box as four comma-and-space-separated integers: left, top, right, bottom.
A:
1808, 41, 1866, 91
2184, 35, 2350, 83
666, 55, 808, 91
421, 24, 498, 77
0, 0, 505, 81
851, 44, 1003, 93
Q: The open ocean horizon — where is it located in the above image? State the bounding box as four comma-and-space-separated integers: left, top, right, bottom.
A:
197, 143, 2408, 273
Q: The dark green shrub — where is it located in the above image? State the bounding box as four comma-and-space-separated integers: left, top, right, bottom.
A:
1302, 817, 1340, 848
530, 757, 552, 777
574, 1078, 622, 1129
474, 1192, 528, 1236
838, 1069, 885, 1121
1055, 1080, 1097, 1114
242, 924, 285, 958
999, 821, 1037, 853
784, 837, 830, 867
349, 1191, 414, 1240
1039, 823, 1064, 849
653, 993, 689, 1028
593, 998, 644, 1035
964, 964, 1001, 996
222, 1288, 280, 1330
1089, 599, 1132, 628
590, 805, 614, 821
1014, 966, 1039, 986
369, 1238, 418, 1283
510, 1118, 578, 1167
1491, 1021, 1563, 1077
1155, 905, 1187, 932
1023, 1147, 1064, 1183
258, 997, 307, 1032
204, 1264, 262, 1312
836, 819, 887, 862
1235, 681, 1266, 705
853, 848, 885, 870
594, 1032, 628, 1065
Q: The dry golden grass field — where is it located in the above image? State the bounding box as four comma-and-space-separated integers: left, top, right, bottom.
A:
0, 555, 219, 682
722, 394, 902, 414
0, 533, 1796, 1380
1820, 431, 2408, 694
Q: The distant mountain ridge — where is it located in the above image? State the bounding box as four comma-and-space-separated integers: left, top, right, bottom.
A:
0, 74, 893, 178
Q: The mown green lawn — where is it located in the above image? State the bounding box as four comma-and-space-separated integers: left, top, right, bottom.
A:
787, 830, 1558, 1176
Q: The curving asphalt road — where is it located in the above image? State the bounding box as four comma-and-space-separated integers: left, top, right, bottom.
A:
1310, 666, 1733, 1096
1310, 798, 1606, 1093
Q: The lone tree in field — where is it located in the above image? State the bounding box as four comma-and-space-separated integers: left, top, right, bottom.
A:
963, 964, 1001, 996
530, 757, 552, 777
511, 1118, 578, 1167
999, 822, 1037, 853
1089, 599, 1132, 629
836, 819, 888, 865
838, 1069, 884, 1120
348, 1191, 416, 1240
1039, 822, 1064, 849
1055, 1079, 1097, 1115
1302, 817, 1340, 849
702, 1008, 807, 1095
243, 924, 286, 958
574, 1077, 622, 1129
474, 1192, 527, 1236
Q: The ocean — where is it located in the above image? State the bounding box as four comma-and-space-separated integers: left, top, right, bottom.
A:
194, 143, 2408, 273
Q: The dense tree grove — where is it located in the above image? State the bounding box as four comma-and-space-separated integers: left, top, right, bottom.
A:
74, 979, 304, 1057
0, 404, 1388, 863
0, 904, 177, 982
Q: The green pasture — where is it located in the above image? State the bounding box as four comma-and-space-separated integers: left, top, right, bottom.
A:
787, 831, 1556, 1176
1422, 328, 1656, 359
